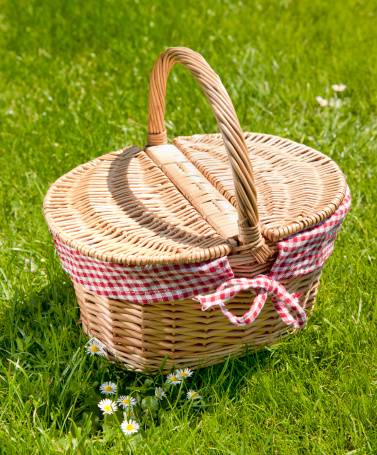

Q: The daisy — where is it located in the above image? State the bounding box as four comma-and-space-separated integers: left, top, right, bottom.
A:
99, 381, 117, 395
332, 84, 346, 92
316, 96, 328, 107
121, 419, 140, 436
166, 373, 181, 385
117, 395, 137, 409
98, 399, 117, 415
176, 368, 193, 379
155, 387, 165, 400
187, 390, 202, 400
86, 338, 105, 357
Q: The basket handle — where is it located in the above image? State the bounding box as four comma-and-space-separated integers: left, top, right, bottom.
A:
147, 47, 271, 263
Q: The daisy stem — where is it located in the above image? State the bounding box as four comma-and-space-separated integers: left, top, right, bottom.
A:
174, 379, 184, 407
164, 395, 181, 422
113, 411, 132, 451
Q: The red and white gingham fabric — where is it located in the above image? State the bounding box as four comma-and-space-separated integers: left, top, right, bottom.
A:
196, 187, 351, 328
52, 237, 234, 303
53, 187, 350, 329
196, 276, 307, 329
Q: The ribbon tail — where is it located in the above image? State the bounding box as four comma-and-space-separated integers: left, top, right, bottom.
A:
271, 286, 307, 329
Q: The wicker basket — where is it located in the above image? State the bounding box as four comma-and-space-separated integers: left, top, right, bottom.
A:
43, 47, 348, 373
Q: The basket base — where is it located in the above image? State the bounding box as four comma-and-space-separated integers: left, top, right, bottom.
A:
73, 268, 322, 373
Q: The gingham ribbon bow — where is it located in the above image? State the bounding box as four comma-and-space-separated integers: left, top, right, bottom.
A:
195, 276, 307, 329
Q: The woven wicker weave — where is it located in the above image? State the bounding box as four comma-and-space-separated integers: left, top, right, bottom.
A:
43, 47, 347, 373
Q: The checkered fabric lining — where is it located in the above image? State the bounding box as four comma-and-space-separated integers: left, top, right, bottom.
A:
53, 187, 350, 328
196, 187, 351, 328
270, 186, 351, 281
52, 237, 234, 304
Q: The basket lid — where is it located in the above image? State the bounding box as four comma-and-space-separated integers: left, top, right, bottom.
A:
43, 47, 347, 266
44, 145, 233, 265
173, 132, 347, 242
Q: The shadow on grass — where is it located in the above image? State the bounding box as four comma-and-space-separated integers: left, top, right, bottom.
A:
0, 275, 282, 447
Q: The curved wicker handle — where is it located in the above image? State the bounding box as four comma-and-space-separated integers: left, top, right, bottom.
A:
147, 47, 271, 263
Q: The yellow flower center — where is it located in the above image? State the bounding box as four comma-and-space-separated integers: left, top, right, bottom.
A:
157, 392, 161, 396
104, 405, 111, 412
171, 376, 177, 381
126, 424, 134, 431
181, 372, 187, 377
123, 398, 129, 404
191, 393, 197, 398
91, 346, 99, 352
105, 386, 113, 392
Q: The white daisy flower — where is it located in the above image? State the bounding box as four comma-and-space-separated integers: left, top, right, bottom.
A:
117, 395, 137, 408
155, 387, 165, 400
121, 419, 140, 435
98, 399, 117, 415
166, 373, 181, 385
332, 84, 347, 92
176, 368, 193, 379
187, 390, 201, 400
86, 338, 105, 356
316, 96, 328, 107
99, 381, 117, 395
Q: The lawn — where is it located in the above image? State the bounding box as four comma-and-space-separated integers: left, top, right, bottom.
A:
0, 0, 377, 453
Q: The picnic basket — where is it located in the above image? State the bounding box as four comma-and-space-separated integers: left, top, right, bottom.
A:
43, 47, 350, 373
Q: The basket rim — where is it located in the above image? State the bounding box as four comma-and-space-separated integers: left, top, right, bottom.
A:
43, 132, 347, 265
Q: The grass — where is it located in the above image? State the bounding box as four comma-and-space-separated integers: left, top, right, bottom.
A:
0, 0, 377, 453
